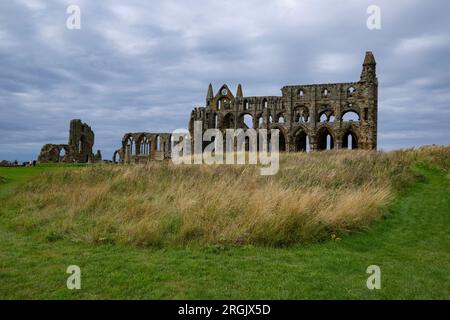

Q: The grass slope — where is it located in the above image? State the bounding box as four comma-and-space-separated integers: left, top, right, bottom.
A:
0, 162, 448, 299
0, 151, 419, 247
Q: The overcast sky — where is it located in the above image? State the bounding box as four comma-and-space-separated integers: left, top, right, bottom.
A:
0, 0, 449, 161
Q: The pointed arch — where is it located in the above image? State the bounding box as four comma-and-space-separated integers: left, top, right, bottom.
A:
318, 109, 335, 123
294, 106, 309, 123
113, 149, 121, 163
317, 127, 335, 150
124, 135, 134, 156
134, 133, 146, 155
342, 129, 359, 149
257, 114, 264, 127
156, 135, 161, 151
212, 113, 219, 129
243, 99, 249, 111
242, 113, 254, 129
270, 124, 287, 152
293, 127, 310, 152
222, 112, 235, 129
140, 136, 150, 155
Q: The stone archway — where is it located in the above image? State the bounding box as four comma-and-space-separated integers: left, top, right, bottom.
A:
342, 130, 359, 149
317, 127, 334, 150
112, 150, 121, 163
239, 112, 254, 129
293, 128, 310, 152
222, 113, 235, 129
269, 125, 287, 152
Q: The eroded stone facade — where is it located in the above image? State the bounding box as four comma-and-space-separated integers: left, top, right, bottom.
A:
113, 133, 171, 164
115, 51, 378, 163
38, 119, 101, 163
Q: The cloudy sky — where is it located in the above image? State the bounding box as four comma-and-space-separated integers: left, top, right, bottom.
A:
0, 0, 449, 161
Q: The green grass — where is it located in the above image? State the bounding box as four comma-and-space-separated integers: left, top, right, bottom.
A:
0, 161, 449, 299
0, 164, 86, 197
0, 150, 413, 247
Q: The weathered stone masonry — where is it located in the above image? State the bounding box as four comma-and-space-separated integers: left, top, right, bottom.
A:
38, 119, 102, 163
115, 51, 378, 163
113, 133, 171, 164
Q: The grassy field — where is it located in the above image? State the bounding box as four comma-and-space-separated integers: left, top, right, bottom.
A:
0, 150, 422, 247
0, 147, 449, 299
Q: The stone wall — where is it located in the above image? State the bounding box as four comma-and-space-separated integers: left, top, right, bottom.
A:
38, 119, 102, 163
189, 51, 378, 152
114, 51, 378, 163
114, 132, 172, 163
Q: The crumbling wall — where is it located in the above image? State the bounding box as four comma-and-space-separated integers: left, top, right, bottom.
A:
114, 52, 378, 163
115, 132, 172, 164
67, 119, 95, 162
189, 51, 378, 152
38, 119, 100, 163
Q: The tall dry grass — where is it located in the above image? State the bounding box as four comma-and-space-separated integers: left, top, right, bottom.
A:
3, 146, 449, 247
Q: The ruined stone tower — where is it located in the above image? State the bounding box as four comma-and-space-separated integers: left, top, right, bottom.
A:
67, 119, 95, 163
38, 119, 101, 163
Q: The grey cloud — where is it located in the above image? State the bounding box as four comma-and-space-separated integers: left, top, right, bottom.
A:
0, 0, 449, 161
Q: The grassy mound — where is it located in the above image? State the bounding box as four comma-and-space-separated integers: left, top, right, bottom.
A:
2, 146, 449, 247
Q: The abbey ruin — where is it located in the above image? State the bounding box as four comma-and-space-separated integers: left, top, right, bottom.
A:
114, 51, 378, 163
38, 119, 102, 163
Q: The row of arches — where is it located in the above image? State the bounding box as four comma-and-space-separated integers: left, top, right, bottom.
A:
319, 110, 360, 122
216, 97, 283, 112
215, 87, 360, 112
296, 86, 357, 98
243, 98, 269, 111
197, 124, 360, 152
295, 127, 358, 151
198, 127, 358, 153
116, 127, 360, 163
220, 87, 359, 112
210, 109, 361, 130
123, 135, 163, 156
268, 125, 360, 152
217, 113, 278, 130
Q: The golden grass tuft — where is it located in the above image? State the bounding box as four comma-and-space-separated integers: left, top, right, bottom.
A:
3, 145, 449, 247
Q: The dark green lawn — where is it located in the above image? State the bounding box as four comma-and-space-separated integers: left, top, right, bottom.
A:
0, 165, 448, 299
